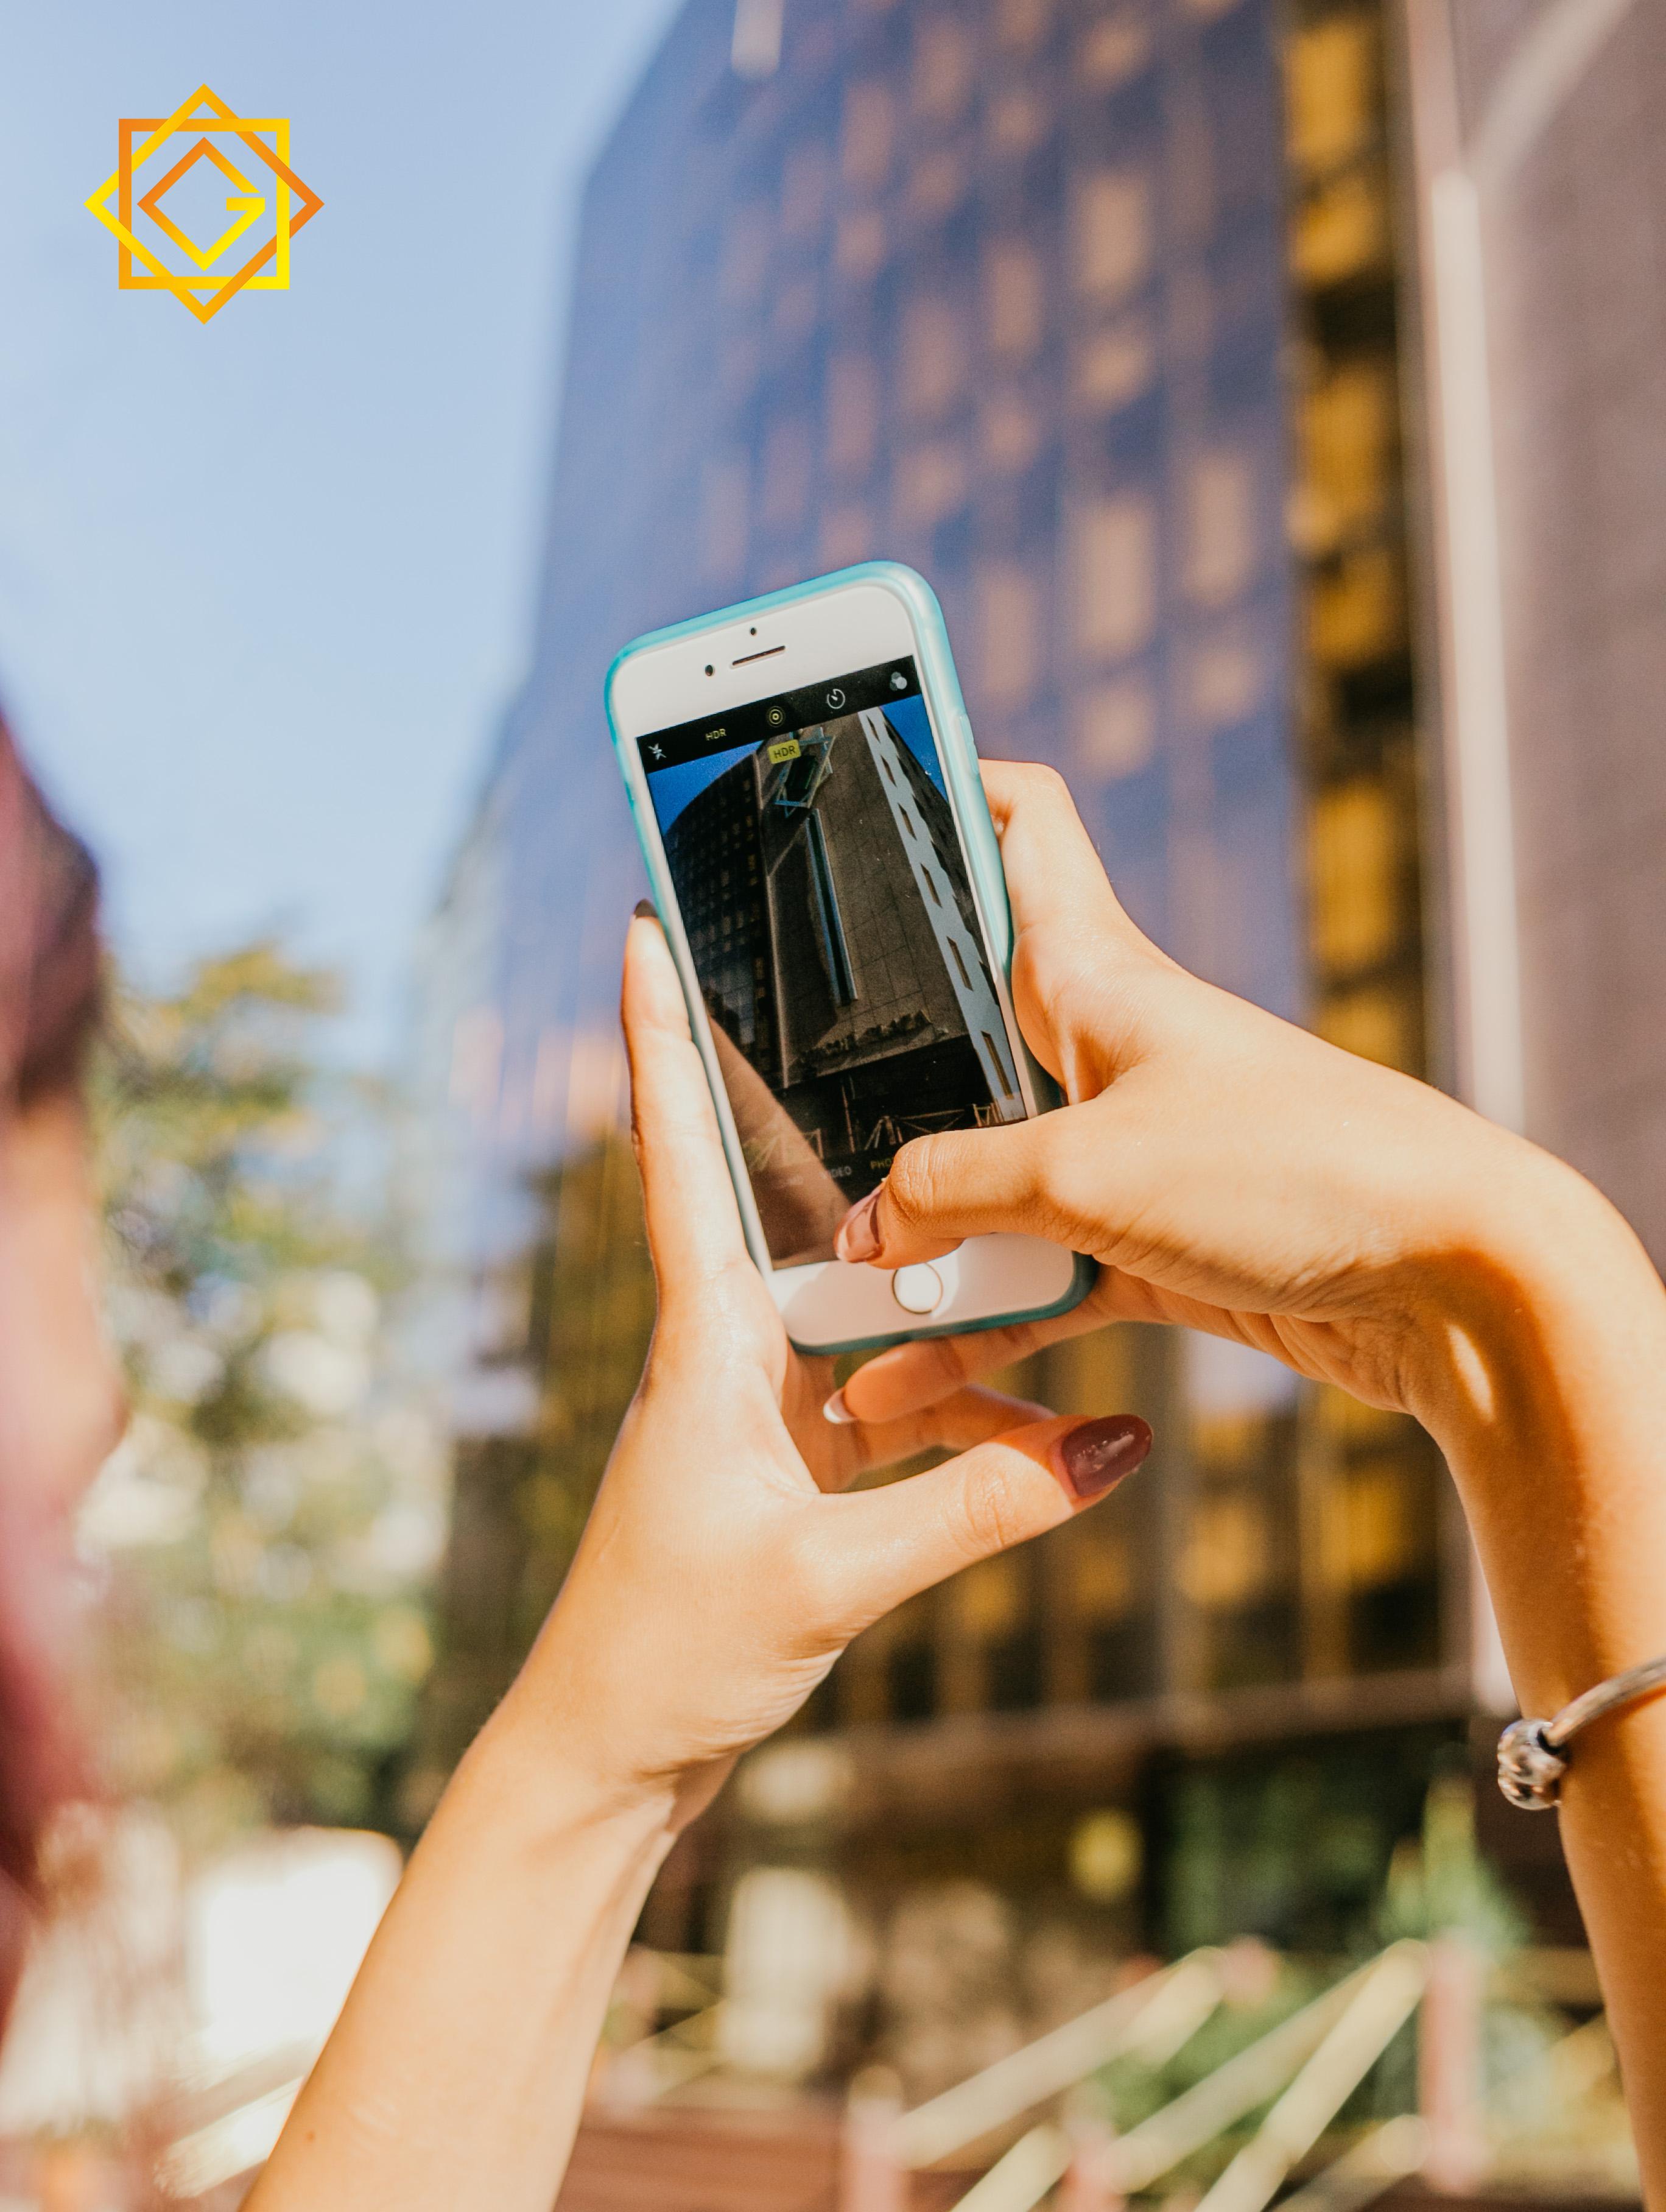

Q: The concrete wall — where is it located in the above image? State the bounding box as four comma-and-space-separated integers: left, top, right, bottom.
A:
1452, 0, 1666, 1264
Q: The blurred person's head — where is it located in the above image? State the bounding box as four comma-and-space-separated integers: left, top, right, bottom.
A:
0, 710, 122, 2015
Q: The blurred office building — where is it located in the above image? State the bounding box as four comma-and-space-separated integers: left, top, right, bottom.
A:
405, 0, 1666, 1976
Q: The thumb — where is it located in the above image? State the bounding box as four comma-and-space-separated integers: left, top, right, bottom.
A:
819, 1413, 1151, 1630
834, 1108, 1081, 1268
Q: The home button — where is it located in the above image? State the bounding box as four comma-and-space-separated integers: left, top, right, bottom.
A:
891, 1264, 944, 1316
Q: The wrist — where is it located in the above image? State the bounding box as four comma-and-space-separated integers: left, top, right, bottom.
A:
1390, 1136, 1666, 1712
459, 1685, 683, 1855
1395, 1138, 1653, 1455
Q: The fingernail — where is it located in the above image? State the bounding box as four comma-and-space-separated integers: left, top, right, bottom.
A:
633, 899, 658, 920
822, 1388, 857, 1427
1056, 1415, 1152, 1502
835, 1189, 883, 1264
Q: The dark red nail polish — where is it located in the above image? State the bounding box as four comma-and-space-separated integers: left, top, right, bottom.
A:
633, 898, 658, 920
836, 1189, 882, 1264
1058, 1415, 1152, 1501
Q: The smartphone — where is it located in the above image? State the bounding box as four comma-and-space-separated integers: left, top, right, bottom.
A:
606, 560, 1095, 1356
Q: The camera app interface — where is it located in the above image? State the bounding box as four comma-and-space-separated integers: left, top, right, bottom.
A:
640, 659, 1025, 1268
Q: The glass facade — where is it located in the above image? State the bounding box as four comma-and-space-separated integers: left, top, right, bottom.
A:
480, 0, 1299, 1244
412, 0, 1474, 1935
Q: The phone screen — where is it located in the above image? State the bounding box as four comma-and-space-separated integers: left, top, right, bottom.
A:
639, 656, 1025, 1268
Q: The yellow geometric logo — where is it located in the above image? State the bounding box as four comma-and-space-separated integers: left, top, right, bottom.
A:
85, 83, 322, 325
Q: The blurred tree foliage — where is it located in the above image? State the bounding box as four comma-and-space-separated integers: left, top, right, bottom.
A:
83, 944, 444, 1849
407, 1129, 655, 1802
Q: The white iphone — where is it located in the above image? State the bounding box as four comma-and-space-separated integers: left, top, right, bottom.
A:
606, 560, 1094, 1356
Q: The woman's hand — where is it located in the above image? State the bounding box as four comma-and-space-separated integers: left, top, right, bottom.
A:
252, 906, 1151, 2212
829, 761, 1598, 1440
502, 907, 1151, 1825
821, 763, 1666, 2199
253, 781, 1666, 2212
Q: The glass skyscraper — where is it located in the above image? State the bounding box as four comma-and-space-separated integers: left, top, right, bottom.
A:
409, 0, 1496, 1956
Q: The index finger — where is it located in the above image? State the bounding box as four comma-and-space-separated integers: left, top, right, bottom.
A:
979, 761, 1156, 958
621, 909, 752, 1295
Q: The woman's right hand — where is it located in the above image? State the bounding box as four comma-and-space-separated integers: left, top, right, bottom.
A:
832, 761, 1619, 1440
835, 766, 1666, 2199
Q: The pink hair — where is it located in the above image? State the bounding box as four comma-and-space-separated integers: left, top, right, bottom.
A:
0, 710, 103, 2013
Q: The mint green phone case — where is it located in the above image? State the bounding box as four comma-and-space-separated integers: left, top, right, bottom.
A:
606, 560, 1096, 1352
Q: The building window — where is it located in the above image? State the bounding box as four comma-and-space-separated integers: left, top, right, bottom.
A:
834, 209, 886, 283
842, 81, 895, 191
772, 276, 817, 343
896, 442, 967, 530
901, 295, 964, 419
1309, 546, 1405, 667
985, 241, 1045, 362
1189, 632, 1265, 731
997, 0, 1052, 56
1309, 778, 1398, 973
1074, 494, 1156, 663
1075, 318, 1155, 412
911, 149, 967, 222
977, 562, 1042, 710
1293, 168, 1390, 289
730, 0, 783, 79
1077, 678, 1156, 778
1080, 13, 1151, 91
1287, 15, 1378, 177
1316, 981, 1415, 1071
1319, 1460, 1427, 1596
1184, 449, 1259, 608
779, 142, 829, 239
1074, 169, 1151, 303
720, 203, 771, 305
1179, 1493, 1273, 1611
913, 16, 973, 122
827, 354, 876, 480
987, 88, 1049, 159
1295, 362, 1396, 555
981, 393, 1042, 474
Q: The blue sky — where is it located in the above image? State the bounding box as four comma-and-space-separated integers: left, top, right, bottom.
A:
647, 742, 759, 836
646, 695, 946, 833
0, 0, 681, 1060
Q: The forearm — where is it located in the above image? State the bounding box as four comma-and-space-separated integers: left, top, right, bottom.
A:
1409, 1151, 1666, 2192
248, 1697, 673, 2212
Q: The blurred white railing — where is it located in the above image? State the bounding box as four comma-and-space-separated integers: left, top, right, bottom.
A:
895, 1949, 1225, 2171
837, 1935, 1520, 2212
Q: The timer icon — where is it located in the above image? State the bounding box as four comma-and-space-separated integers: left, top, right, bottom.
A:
826, 688, 845, 710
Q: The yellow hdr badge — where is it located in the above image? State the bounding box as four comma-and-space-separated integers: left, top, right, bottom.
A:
85, 83, 322, 325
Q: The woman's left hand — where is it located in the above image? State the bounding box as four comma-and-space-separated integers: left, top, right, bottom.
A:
248, 910, 1152, 2212
505, 912, 1151, 1825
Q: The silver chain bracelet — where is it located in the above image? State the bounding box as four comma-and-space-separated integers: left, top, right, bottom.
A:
1498, 1654, 1666, 1809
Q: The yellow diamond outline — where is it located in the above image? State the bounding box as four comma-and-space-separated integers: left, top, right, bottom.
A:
97, 108, 292, 295
139, 136, 265, 272
85, 84, 301, 317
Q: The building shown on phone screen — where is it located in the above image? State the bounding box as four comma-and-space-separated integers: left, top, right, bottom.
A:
662, 708, 1022, 1217
403, 0, 1635, 1996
